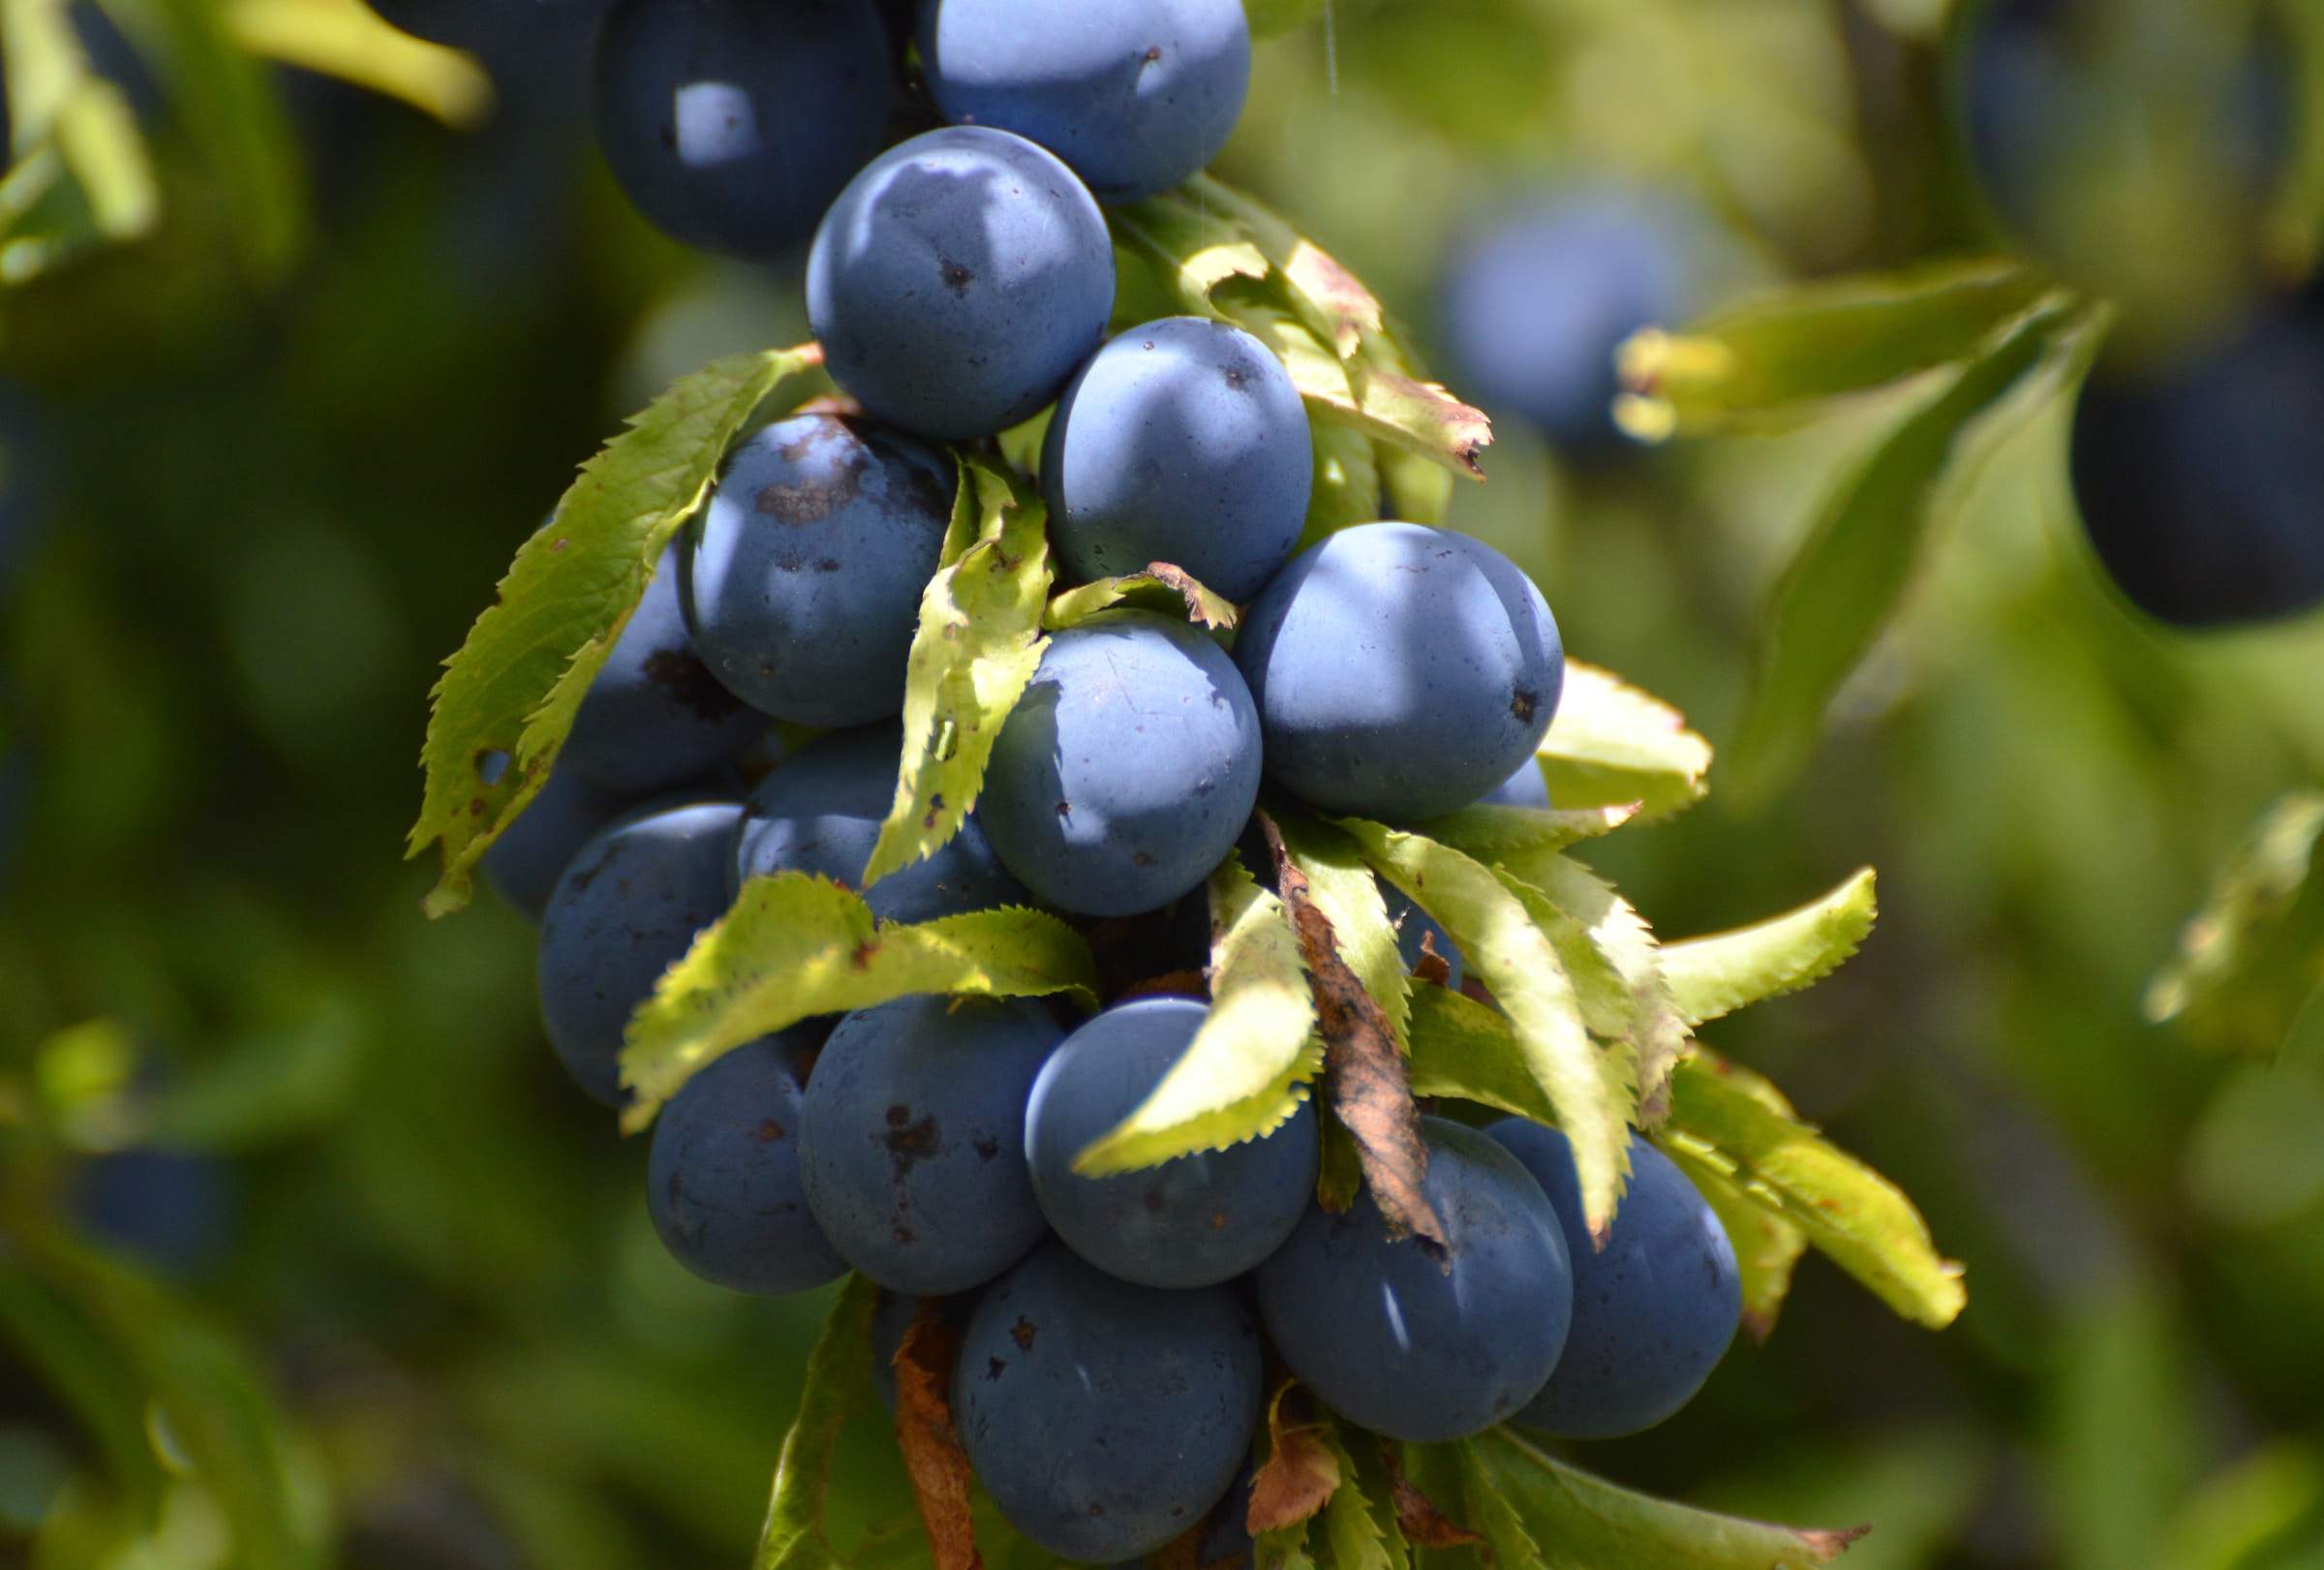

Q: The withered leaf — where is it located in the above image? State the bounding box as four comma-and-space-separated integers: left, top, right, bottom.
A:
1247, 1379, 1343, 1533
894, 1301, 982, 1570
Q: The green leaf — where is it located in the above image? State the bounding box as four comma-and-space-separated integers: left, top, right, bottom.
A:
1495, 848, 1688, 1118
2145, 791, 2324, 1058
1317, 1421, 1403, 1570
1472, 1429, 1866, 1568
1727, 299, 2108, 804
1406, 983, 1555, 1125
1537, 663, 1713, 824
1272, 808, 1410, 1050
1415, 802, 1639, 860
864, 457, 1045, 891
621, 874, 1099, 1132
1376, 442, 1453, 528
121, 0, 309, 277
1075, 853, 1320, 1175
1234, 302, 1491, 481
1664, 869, 1879, 1028
1337, 819, 1635, 1238
1042, 562, 1238, 632
1456, 1439, 1544, 1570
407, 347, 821, 917
754, 1277, 879, 1570
1256, 1523, 1321, 1570
1614, 258, 2052, 438
1661, 1139, 1809, 1341
1663, 1052, 1966, 1329
226, 0, 495, 129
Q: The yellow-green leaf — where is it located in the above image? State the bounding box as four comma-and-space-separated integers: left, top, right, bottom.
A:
621, 874, 1099, 1132
1337, 819, 1634, 1238
227, 0, 494, 128
407, 347, 820, 917
864, 456, 1046, 891
1406, 983, 1555, 1125
1042, 562, 1238, 632
1663, 1052, 1966, 1329
1537, 663, 1713, 823
1661, 1139, 1808, 1342
1075, 853, 1320, 1175
1664, 868, 1879, 1028
1457, 1436, 1544, 1570
2146, 791, 2324, 1058
1471, 1429, 1866, 1569
1614, 258, 2052, 439
1415, 802, 1640, 860
1301, 421, 1383, 547
1316, 1421, 1402, 1570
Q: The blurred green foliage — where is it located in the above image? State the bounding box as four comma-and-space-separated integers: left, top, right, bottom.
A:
5, 1, 2324, 1566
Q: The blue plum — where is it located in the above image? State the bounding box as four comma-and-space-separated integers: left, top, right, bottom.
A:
73, 1147, 236, 1279
536, 799, 744, 1105
1436, 189, 1700, 447
808, 126, 1115, 439
2067, 308, 2324, 627
1041, 317, 1311, 600
593, 0, 893, 260
1487, 1120, 1740, 1438
981, 610, 1262, 918
798, 996, 1062, 1294
483, 768, 632, 922
916, 0, 1250, 203
370, 0, 607, 50
732, 723, 1029, 921
1480, 756, 1551, 809
1234, 523, 1564, 821
561, 545, 765, 794
954, 1243, 1262, 1562
1255, 1116, 1572, 1442
1024, 997, 1317, 1287
680, 414, 954, 727
647, 1031, 846, 1294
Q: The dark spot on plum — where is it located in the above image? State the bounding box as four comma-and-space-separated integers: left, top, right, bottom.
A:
883, 1110, 940, 1169
1143, 45, 1163, 63
1142, 1190, 1168, 1214
755, 1120, 785, 1143
1223, 366, 1248, 390
972, 1134, 1000, 1160
1055, 801, 1072, 819
892, 1223, 916, 1243
756, 432, 869, 524
1132, 851, 1156, 868
941, 259, 975, 292
815, 558, 842, 572
1010, 1316, 1038, 1350
986, 1357, 1006, 1380
1510, 687, 1539, 723
642, 647, 748, 722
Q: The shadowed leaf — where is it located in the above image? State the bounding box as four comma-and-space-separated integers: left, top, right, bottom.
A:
1249, 1380, 1342, 1534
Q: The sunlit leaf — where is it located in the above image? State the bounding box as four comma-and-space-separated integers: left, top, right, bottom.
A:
226, 0, 493, 128
1337, 819, 1634, 1238
622, 875, 1099, 1132
408, 348, 821, 917
864, 455, 1045, 890
1042, 562, 1238, 631
1663, 1053, 1966, 1328
1075, 853, 1319, 1175
1664, 868, 1879, 1028
1537, 662, 1713, 823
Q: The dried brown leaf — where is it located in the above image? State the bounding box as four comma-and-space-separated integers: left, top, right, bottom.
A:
1247, 1379, 1343, 1533
894, 1303, 982, 1570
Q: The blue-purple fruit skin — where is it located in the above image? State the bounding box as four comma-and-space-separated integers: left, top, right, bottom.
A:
593, 0, 893, 259
1256, 1116, 1573, 1442
1437, 189, 1698, 447
981, 610, 1263, 918
1488, 1120, 1741, 1438
731, 723, 1028, 921
647, 1031, 846, 1294
682, 415, 955, 727
561, 546, 765, 794
953, 1242, 1263, 1562
484, 768, 633, 922
1042, 317, 1311, 600
916, 0, 1250, 203
1024, 997, 1317, 1287
1235, 523, 1563, 822
536, 799, 743, 1105
798, 996, 1062, 1294
808, 126, 1115, 439
2067, 308, 2324, 628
